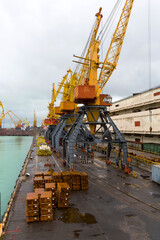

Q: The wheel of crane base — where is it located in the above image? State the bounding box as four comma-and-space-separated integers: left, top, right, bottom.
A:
63, 160, 66, 166
124, 166, 131, 175
56, 152, 60, 158
106, 159, 111, 165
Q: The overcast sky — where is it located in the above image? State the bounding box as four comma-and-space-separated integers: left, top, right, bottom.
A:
0, 0, 159, 127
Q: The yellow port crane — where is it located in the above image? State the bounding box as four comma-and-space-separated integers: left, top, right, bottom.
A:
74, 0, 134, 106
54, 69, 73, 115
44, 83, 58, 125
59, 72, 77, 114
74, 7, 103, 85
0, 101, 4, 128
45, 69, 72, 125
45, 70, 74, 144
62, 0, 135, 169
57, 7, 103, 115
47, 7, 109, 153
23, 118, 30, 128
4, 110, 23, 129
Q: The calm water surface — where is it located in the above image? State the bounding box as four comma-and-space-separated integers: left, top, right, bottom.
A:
0, 136, 33, 217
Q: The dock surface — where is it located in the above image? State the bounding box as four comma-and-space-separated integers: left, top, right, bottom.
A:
4, 140, 160, 240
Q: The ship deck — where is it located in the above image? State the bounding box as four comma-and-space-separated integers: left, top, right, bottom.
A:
4, 138, 160, 240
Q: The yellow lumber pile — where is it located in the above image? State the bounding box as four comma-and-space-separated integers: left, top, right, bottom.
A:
37, 145, 52, 156
36, 136, 46, 146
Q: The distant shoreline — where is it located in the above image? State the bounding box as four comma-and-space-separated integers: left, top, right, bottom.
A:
0, 129, 34, 136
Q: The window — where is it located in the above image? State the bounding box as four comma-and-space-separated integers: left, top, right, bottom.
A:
135, 121, 140, 127
154, 92, 160, 96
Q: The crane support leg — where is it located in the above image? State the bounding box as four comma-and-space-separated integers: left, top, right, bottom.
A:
51, 118, 64, 149
62, 106, 129, 168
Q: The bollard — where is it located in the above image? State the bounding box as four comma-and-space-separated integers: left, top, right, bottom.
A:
0, 223, 2, 237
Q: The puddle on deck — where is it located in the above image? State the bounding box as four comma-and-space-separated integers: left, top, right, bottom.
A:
124, 212, 136, 218
96, 156, 106, 161
149, 192, 160, 198
73, 230, 83, 238
59, 207, 97, 224
140, 175, 150, 180
124, 182, 141, 189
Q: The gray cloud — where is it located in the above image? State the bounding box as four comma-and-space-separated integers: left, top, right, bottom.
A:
0, 0, 159, 127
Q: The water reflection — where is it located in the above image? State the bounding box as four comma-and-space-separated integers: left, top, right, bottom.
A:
15, 136, 23, 145
0, 136, 33, 215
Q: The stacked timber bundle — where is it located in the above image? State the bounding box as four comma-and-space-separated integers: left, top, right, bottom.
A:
43, 171, 51, 176
34, 188, 45, 197
37, 145, 52, 156
44, 176, 53, 184
34, 171, 43, 177
45, 183, 57, 208
71, 171, 81, 190
26, 193, 39, 223
36, 136, 46, 146
33, 176, 44, 189
61, 172, 72, 189
39, 192, 53, 221
57, 182, 70, 208
80, 172, 88, 190
52, 172, 62, 186
26, 170, 89, 223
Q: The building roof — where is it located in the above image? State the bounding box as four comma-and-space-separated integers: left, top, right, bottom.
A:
113, 85, 160, 104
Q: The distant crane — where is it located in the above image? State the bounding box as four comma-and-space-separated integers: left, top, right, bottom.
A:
0, 101, 4, 128
23, 118, 30, 128
33, 110, 37, 127
45, 70, 74, 142
44, 69, 72, 126
4, 110, 23, 129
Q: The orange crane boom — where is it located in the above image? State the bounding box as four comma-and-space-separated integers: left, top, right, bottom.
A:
4, 110, 23, 129
0, 101, 4, 128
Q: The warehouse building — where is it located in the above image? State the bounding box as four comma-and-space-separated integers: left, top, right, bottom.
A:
110, 86, 160, 153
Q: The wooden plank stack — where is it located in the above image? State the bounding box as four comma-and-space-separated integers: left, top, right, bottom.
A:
34, 188, 45, 198
39, 192, 53, 221
80, 172, 88, 190
26, 193, 39, 223
71, 171, 81, 190
26, 170, 89, 223
43, 171, 51, 176
44, 176, 53, 184
52, 172, 62, 186
34, 171, 43, 177
33, 176, 44, 189
45, 183, 57, 209
57, 182, 70, 208
61, 172, 72, 189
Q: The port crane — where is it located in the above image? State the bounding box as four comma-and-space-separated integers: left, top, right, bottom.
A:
44, 83, 58, 126
33, 110, 37, 128
48, 7, 103, 154
50, 72, 78, 154
0, 101, 4, 128
45, 69, 73, 141
62, 0, 134, 169
23, 118, 30, 128
45, 69, 72, 125
4, 110, 23, 129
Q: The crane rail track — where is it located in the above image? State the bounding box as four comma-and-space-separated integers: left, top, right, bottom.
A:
73, 158, 160, 220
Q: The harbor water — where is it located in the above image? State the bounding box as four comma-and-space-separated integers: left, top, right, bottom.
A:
0, 136, 33, 218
